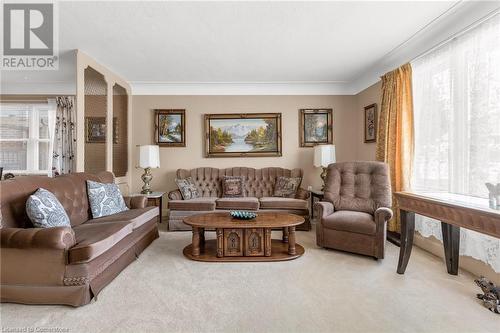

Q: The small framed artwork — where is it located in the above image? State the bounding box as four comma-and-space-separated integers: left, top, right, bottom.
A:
364, 104, 377, 143
299, 109, 333, 147
205, 113, 282, 157
85, 117, 118, 143
154, 109, 186, 147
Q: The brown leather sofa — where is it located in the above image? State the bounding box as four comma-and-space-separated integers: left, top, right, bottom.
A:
0, 172, 159, 306
315, 162, 393, 259
168, 167, 310, 231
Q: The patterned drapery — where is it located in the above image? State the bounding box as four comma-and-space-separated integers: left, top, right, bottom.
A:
375, 63, 415, 233
52, 96, 76, 175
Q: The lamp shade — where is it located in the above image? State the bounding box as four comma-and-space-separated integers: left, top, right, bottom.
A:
313, 145, 336, 168
138, 145, 160, 169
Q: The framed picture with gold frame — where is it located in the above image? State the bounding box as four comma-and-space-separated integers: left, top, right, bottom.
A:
204, 113, 282, 157
154, 109, 186, 147
299, 109, 333, 147
85, 117, 118, 143
364, 103, 377, 143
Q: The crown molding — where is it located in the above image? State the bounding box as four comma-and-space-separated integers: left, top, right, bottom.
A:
130, 81, 354, 96
349, 1, 500, 94
0, 81, 76, 95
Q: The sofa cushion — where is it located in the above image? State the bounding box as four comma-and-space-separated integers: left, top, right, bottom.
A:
321, 210, 376, 235
86, 180, 128, 218
69, 222, 133, 263
259, 197, 308, 210
216, 197, 259, 210
168, 197, 217, 211
85, 207, 159, 230
26, 188, 71, 228
222, 176, 245, 197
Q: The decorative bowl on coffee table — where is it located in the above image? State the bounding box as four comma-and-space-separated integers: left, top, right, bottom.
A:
230, 210, 257, 220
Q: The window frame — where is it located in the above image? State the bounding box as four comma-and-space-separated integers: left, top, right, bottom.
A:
0, 103, 51, 175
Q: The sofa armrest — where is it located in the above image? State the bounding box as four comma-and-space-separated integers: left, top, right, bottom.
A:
168, 189, 183, 201
314, 201, 335, 219
374, 207, 393, 225
123, 196, 148, 209
1, 227, 76, 250
295, 188, 310, 200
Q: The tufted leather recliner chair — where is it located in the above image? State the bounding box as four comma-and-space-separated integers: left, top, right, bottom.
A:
315, 162, 393, 259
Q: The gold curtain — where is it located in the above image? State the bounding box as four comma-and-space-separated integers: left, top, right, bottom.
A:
376, 63, 414, 232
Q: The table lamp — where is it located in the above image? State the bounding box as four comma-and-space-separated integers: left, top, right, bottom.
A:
138, 145, 160, 194
314, 145, 336, 191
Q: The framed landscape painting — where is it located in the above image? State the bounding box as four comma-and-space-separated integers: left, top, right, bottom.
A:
154, 109, 186, 147
364, 104, 377, 143
299, 109, 333, 147
85, 117, 118, 143
205, 113, 282, 157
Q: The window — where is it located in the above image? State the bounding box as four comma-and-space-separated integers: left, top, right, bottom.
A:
0, 103, 53, 174
411, 14, 500, 271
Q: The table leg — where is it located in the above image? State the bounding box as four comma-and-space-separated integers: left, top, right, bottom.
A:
265, 228, 272, 256
288, 226, 296, 255
216, 228, 224, 258
159, 196, 163, 224
282, 227, 289, 243
397, 210, 415, 274
192, 227, 200, 256
441, 222, 460, 275
310, 194, 314, 220
199, 228, 205, 246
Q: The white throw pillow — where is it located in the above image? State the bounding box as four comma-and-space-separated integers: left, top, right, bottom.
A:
26, 188, 71, 228
87, 180, 128, 218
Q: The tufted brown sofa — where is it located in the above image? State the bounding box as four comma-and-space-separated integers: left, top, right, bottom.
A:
315, 162, 393, 259
167, 167, 310, 231
0, 172, 159, 306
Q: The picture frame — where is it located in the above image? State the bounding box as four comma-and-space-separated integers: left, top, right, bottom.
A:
154, 109, 186, 147
85, 117, 118, 143
364, 103, 377, 143
204, 113, 282, 157
299, 109, 333, 147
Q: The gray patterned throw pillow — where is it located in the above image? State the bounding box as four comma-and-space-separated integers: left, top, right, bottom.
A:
26, 188, 71, 228
87, 180, 129, 218
175, 177, 201, 200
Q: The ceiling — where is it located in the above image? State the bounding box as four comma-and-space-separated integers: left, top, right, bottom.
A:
2, 1, 498, 95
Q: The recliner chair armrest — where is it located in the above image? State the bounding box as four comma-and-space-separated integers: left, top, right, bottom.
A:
1, 227, 76, 250
123, 195, 148, 209
168, 189, 183, 200
374, 207, 393, 224
314, 201, 335, 218
295, 188, 310, 200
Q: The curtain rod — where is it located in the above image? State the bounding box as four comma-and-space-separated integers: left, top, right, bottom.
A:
410, 8, 499, 63
0, 100, 49, 103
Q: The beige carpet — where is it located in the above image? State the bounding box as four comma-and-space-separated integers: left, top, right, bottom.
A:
1, 224, 498, 333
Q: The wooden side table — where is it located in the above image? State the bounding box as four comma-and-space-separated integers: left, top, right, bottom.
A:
131, 191, 165, 224
310, 189, 324, 221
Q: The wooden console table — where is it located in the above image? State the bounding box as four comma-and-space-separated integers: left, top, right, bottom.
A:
395, 192, 500, 275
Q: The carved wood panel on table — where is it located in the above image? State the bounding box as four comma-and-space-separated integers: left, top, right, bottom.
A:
224, 229, 243, 256
244, 228, 264, 256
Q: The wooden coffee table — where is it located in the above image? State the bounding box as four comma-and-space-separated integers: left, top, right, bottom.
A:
182, 212, 305, 262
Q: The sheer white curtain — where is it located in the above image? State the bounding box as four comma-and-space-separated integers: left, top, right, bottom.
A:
411, 14, 500, 272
